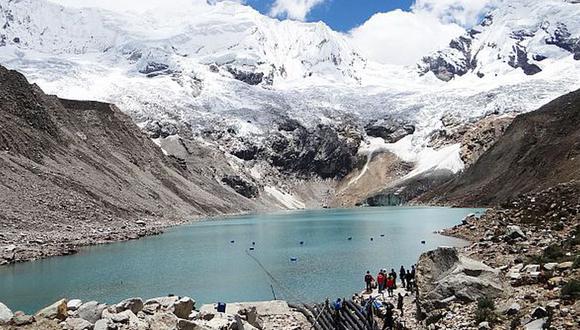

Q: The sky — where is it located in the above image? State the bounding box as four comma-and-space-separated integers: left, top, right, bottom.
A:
48, 0, 495, 65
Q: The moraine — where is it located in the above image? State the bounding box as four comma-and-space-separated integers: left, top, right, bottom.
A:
0, 207, 482, 314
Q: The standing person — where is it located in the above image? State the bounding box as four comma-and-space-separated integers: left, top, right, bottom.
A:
365, 271, 374, 293
390, 269, 397, 289
386, 275, 394, 297
382, 304, 394, 330
405, 270, 412, 292
399, 266, 406, 288
411, 265, 416, 280
377, 270, 385, 293
397, 293, 404, 316
333, 298, 342, 329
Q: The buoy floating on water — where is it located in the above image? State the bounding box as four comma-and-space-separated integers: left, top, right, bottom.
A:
347, 237, 352, 241
252, 242, 256, 245
370, 237, 374, 241
299, 241, 304, 245
249, 247, 255, 251
290, 257, 298, 262
230, 240, 235, 244
380, 234, 385, 237
421, 240, 426, 244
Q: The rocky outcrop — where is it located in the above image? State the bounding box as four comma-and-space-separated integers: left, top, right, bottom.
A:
416, 247, 508, 320
419, 35, 476, 81
364, 117, 415, 143
226, 67, 264, 85
221, 175, 259, 198
266, 123, 362, 179
428, 114, 513, 168
508, 45, 542, 75
545, 23, 580, 61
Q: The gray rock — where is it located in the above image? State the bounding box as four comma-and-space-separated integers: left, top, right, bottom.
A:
531, 306, 548, 319
147, 296, 179, 309
11, 311, 34, 326
478, 321, 490, 330
0, 302, 13, 325
416, 247, 508, 316
36, 299, 68, 321
525, 317, 548, 330
65, 317, 93, 330
93, 319, 112, 330
506, 302, 521, 316
177, 319, 199, 330
115, 297, 143, 314
174, 297, 195, 319
67, 299, 83, 311
506, 225, 526, 240
76, 301, 107, 324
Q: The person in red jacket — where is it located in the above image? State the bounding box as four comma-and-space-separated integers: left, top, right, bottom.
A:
377, 271, 385, 293
364, 271, 374, 293
386, 275, 395, 297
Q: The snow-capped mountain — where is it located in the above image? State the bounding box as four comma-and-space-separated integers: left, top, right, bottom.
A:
1, 0, 580, 206
420, 0, 580, 81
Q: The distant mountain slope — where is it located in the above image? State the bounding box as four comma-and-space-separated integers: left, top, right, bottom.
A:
420, 0, 580, 81
420, 88, 580, 206
0, 65, 254, 264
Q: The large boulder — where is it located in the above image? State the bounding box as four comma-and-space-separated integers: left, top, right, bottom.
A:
173, 297, 195, 319
35, 299, 68, 321
115, 297, 144, 314
0, 302, 13, 325
75, 301, 107, 324
416, 247, 508, 317
365, 117, 415, 143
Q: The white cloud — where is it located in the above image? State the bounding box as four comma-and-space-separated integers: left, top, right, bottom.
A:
412, 0, 496, 27
350, 10, 464, 66
269, 0, 326, 21
349, 0, 495, 66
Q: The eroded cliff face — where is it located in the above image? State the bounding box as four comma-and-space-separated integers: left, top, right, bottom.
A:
0, 65, 258, 264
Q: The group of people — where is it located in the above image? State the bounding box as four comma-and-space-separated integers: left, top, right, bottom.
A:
364, 265, 417, 296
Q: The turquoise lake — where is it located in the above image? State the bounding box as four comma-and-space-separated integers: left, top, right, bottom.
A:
0, 207, 483, 313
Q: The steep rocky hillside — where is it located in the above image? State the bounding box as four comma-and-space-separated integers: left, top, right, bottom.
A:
0, 65, 256, 264
420, 89, 580, 206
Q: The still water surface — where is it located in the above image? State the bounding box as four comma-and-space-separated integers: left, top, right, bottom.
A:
0, 207, 483, 313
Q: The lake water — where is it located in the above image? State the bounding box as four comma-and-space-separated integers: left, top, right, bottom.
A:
0, 207, 482, 313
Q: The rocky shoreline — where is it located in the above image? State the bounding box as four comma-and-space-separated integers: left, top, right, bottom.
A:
425, 181, 580, 329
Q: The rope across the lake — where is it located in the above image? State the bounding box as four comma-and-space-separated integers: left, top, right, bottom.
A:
244, 249, 310, 304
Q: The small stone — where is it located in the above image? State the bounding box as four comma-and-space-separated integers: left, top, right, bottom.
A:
531, 306, 548, 319
177, 319, 198, 330
525, 317, 547, 330
67, 299, 83, 311
11, 311, 34, 326
557, 261, 573, 270
546, 301, 560, 310
478, 321, 491, 330
36, 299, 68, 321
506, 302, 521, 316
544, 263, 558, 271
